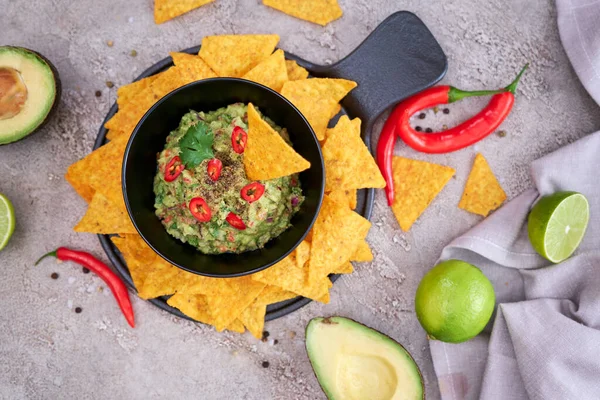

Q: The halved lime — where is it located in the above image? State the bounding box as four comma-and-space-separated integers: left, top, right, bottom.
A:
0, 193, 15, 251
528, 191, 589, 263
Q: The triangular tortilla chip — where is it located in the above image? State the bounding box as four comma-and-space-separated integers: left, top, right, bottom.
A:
263, 0, 343, 26
327, 189, 356, 209
351, 240, 373, 262
227, 319, 246, 333
244, 103, 310, 180
281, 78, 356, 140
105, 130, 125, 141
154, 0, 214, 24
65, 162, 95, 203
309, 195, 371, 281
199, 35, 279, 77
255, 285, 297, 306
242, 49, 288, 92
285, 60, 309, 81
294, 240, 311, 269
332, 261, 353, 274
459, 153, 507, 217
239, 301, 267, 339
166, 293, 214, 325
117, 74, 160, 107
74, 193, 136, 234
322, 116, 385, 191
391, 157, 455, 231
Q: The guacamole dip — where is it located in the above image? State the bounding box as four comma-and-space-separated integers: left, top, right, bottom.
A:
153, 103, 304, 254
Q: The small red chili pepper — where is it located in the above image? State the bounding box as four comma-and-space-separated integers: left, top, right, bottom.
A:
231, 126, 248, 154
240, 182, 265, 203
207, 158, 223, 182
164, 156, 184, 182
377, 64, 528, 206
189, 197, 212, 222
226, 212, 246, 230
35, 248, 135, 328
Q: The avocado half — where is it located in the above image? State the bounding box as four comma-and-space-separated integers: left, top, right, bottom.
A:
0, 46, 61, 145
306, 317, 424, 400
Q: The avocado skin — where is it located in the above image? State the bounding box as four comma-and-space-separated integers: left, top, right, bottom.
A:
305, 316, 426, 400
0, 46, 62, 146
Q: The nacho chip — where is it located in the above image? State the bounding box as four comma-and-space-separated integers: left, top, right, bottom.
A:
65, 162, 95, 203
154, 0, 214, 24
285, 60, 309, 81
239, 301, 267, 339
391, 157, 455, 231
327, 189, 357, 210
242, 49, 288, 92
330, 103, 342, 120
166, 293, 214, 325
105, 130, 125, 141
244, 103, 310, 180
322, 116, 385, 191
199, 35, 279, 77
309, 195, 371, 281
332, 261, 353, 274
227, 319, 246, 333
281, 78, 356, 140
352, 240, 373, 262
117, 75, 160, 107
112, 235, 183, 299
263, 0, 343, 26
105, 62, 216, 135
256, 285, 297, 306
252, 253, 330, 301
294, 240, 311, 269
459, 153, 506, 217
74, 193, 136, 234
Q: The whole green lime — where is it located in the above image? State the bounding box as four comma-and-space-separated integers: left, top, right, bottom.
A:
415, 260, 495, 343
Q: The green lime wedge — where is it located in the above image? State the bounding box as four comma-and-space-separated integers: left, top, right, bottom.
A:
528, 191, 589, 263
0, 193, 15, 251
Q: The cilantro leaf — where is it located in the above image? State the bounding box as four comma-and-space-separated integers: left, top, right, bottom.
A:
179, 122, 214, 168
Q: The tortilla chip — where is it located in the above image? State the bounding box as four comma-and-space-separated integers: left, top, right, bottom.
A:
112, 234, 183, 299
332, 261, 353, 274
352, 240, 373, 262
167, 293, 214, 324
309, 195, 371, 281
285, 60, 309, 81
154, 0, 214, 24
256, 285, 298, 306
459, 153, 507, 217
330, 103, 342, 120
322, 116, 385, 191
281, 78, 356, 140
74, 193, 136, 234
327, 189, 357, 210
65, 162, 95, 203
105, 130, 125, 141
239, 301, 267, 339
199, 35, 279, 77
294, 240, 311, 269
242, 49, 288, 92
391, 157, 455, 231
105, 62, 216, 135
227, 319, 246, 333
263, 0, 343, 26
117, 75, 160, 107
244, 103, 310, 180
252, 253, 330, 301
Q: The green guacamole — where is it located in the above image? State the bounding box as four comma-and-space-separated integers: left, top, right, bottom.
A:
153, 103, 304, 254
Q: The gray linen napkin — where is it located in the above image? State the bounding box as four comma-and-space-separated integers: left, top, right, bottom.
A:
429, 2, 600, 399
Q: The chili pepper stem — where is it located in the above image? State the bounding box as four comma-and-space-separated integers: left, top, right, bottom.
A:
448, 87, 506, 103
35, 250, 58, 266
505, 63, 529, 94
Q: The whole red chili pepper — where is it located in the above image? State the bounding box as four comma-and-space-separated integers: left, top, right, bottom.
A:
377, 64, 528, 206
35, 248, 135, 328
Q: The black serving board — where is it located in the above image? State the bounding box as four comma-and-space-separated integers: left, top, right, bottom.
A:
95, 11, 447, 322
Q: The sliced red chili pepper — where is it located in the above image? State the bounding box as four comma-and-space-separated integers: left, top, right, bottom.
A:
231, 126, 248, 154
240, 182, 265, 203
189, 197, 212, 222
164, 156, 184, 182
207, 158, 223, 182
35, 248, 135, 328
226, 212, 246, 230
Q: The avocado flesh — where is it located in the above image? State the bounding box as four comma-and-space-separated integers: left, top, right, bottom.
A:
0, 46, 58, 145
306, 317, 424, 400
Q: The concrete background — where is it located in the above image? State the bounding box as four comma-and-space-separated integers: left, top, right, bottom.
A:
2, 0, 600, 399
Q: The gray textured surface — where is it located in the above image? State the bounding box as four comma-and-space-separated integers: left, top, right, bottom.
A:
1, 0, 599, 399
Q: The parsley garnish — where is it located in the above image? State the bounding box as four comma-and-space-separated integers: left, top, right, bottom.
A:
179, 122, 214, 168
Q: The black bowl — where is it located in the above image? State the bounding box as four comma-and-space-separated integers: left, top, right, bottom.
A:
122, 78, 324, 277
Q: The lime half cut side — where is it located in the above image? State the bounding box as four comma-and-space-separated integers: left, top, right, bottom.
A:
0, 193, 15, 251
528, 191, 589, 263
